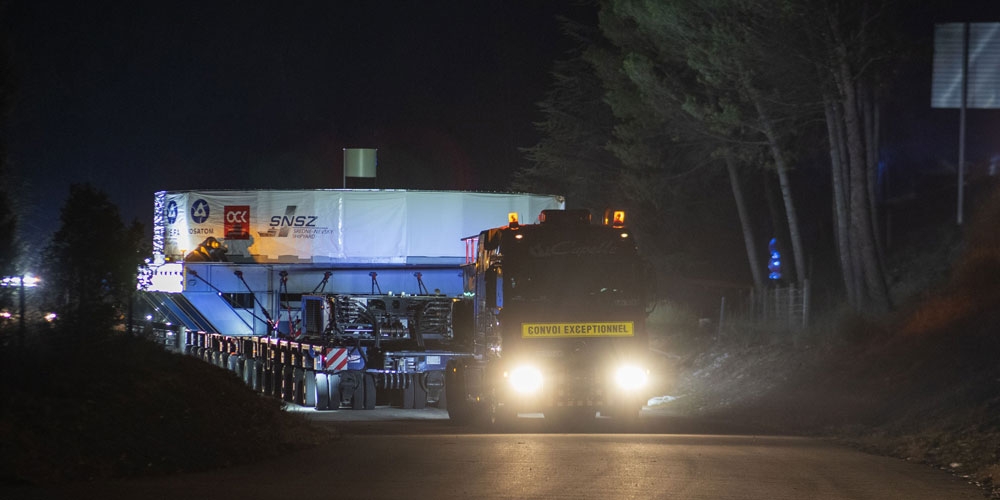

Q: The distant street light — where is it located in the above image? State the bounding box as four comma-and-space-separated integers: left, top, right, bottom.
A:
1, 275, 40, 287
1, 273, 41, 348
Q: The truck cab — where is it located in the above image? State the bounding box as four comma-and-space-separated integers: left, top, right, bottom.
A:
447, 209, 652, 427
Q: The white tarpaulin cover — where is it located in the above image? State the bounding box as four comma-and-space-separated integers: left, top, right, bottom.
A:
154, 190, 564, 264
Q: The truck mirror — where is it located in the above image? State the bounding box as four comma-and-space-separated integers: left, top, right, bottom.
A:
485, 269, 496, 308
485, 268, 503, 309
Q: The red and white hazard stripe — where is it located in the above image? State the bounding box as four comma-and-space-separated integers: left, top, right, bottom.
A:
323, 348, 350, 371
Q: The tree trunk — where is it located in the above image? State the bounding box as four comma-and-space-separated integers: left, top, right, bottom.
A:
861, 82, 885, 263
752, 94, 807, 287
862, 82, 892, 305
724, 154, 765, 291
836, 54, 890, 313
824, 97, 857, 309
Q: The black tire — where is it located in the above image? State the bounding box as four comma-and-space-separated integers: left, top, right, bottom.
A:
232, 356, 244, 378
362, 373, 377, 410
349, 372, 377, 410
404, 373, 427, 410
292, 368, 305, 405
262, 363, 273, 395
315, 373, 330, 410
243, 359, 256, 387
281, 365, 294, 402
254, 361, 265, 393
303, 370, 316, 407
445, 363, 473, 424
426, 370, 446, 408
400, 377, 414, 409
271, 363, 285, 398
485, 394, 516, 433
328, 373, 342, 409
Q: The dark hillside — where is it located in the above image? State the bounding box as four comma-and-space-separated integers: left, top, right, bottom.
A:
654, 182, 1000, 495
0, 333, 329, 485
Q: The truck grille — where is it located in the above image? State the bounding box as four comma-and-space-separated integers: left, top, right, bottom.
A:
552, 370, 605, 406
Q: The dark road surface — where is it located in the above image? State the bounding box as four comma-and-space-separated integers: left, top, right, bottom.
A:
3, 407, 985, 500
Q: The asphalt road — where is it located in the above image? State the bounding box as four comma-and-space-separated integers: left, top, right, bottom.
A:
4, 407, 985, 500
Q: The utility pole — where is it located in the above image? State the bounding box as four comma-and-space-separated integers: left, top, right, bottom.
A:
18, 274, 26, 349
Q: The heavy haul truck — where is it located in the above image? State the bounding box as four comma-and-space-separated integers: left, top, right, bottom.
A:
141, 189, 562, 410
445, 208, 652, 426
141, 190, 652, 418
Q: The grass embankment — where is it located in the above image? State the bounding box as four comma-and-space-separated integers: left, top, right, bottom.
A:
0, 333, 329, 485
654, 184, 1000, 494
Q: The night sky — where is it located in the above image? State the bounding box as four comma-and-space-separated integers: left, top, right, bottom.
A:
5, 1, 1000, 248
3, 1, 593, 239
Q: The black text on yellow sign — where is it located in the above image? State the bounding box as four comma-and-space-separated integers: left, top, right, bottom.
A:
521, 322, 635, 338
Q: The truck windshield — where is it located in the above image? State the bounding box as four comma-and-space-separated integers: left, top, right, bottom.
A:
506, 257, 641, 303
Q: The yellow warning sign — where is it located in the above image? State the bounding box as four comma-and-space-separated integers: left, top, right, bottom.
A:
521, 322, 634, 338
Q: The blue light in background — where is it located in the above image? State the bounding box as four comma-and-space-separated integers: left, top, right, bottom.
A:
768, 238, 782, 281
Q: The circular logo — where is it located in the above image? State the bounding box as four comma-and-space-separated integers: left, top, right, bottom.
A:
165, 200, 178, 224
191, 199, 210, 224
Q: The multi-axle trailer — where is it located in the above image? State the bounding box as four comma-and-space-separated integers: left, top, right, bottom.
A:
141, 189, 562, 410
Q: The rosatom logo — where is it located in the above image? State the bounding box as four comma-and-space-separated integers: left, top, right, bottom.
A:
190, 199, 210, 224
224, 205, 250, 240
165, 200, 178, 224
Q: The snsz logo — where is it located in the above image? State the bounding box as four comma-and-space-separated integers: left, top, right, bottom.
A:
258, 206, 323, 239
190, 199, 210, 224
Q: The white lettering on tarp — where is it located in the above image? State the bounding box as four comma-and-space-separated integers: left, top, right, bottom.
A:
226, 210, 248, 223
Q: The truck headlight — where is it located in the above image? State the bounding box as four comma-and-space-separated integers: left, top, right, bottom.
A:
507, 365, 544, 394
614, 365, 648, 391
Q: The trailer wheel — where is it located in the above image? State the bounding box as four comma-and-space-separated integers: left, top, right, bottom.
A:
328, 374, 342, 408
403, 373, 427, 409
303, 370, 316, 407
291, 368, 305, 405
362, 373, 376, 410
243, 358, 255, 386
347, 372, 375, 410
314, 373, 330, 410
445, 362, 474, 424
280, 365, 294, 402
396, 377, 411, 409
272, 364, 285, 399
263, 363, 275, 395
426, 370, 446, 408
485, 393, 516, 432
260, 362, 270, 394
249, 359, 258, 390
